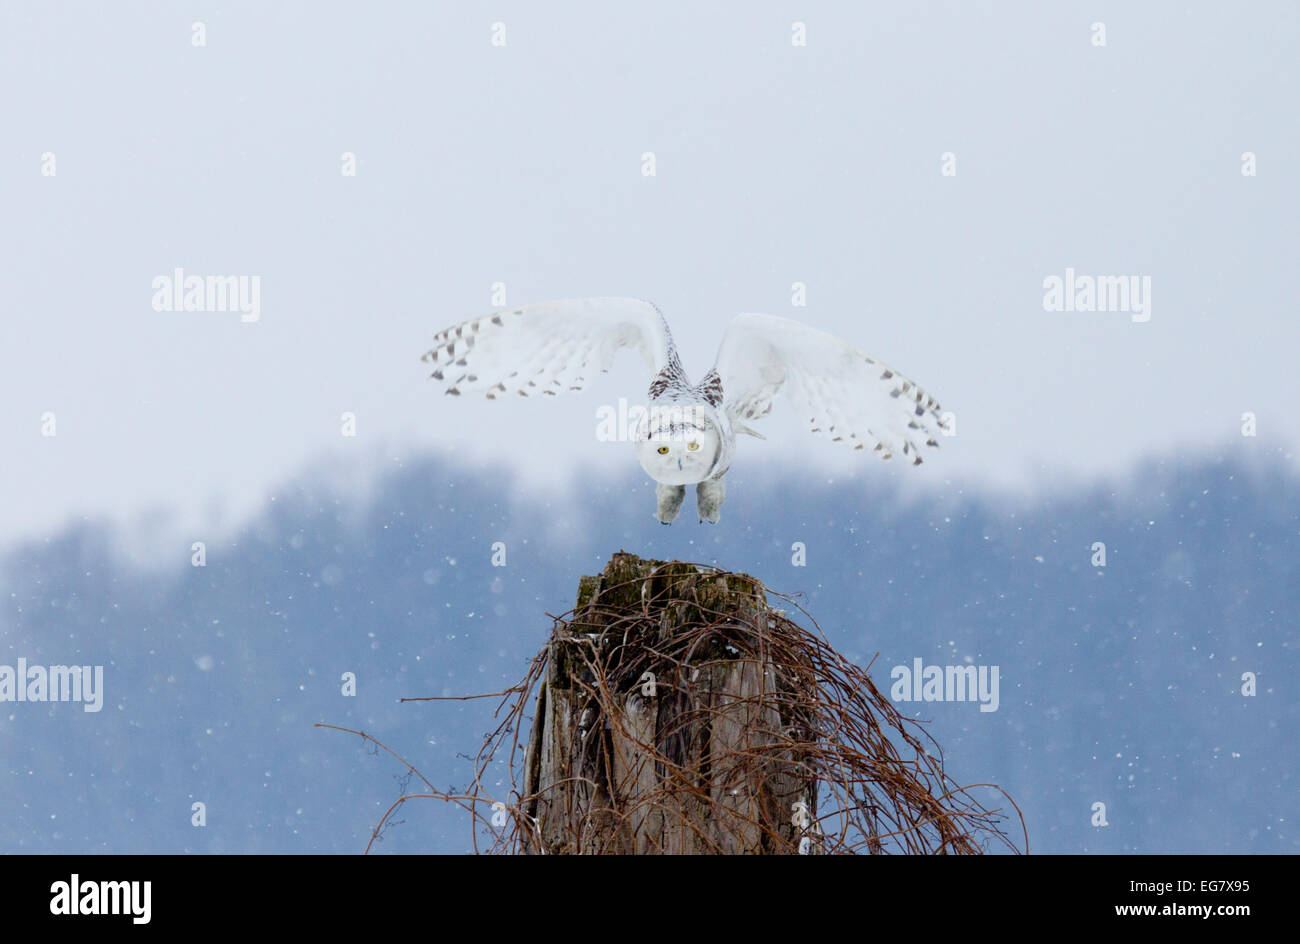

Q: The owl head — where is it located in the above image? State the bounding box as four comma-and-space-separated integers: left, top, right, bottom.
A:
634, 403, 721, 485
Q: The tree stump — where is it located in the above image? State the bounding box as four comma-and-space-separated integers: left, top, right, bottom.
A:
520, 552, 817, 854
322, 557, 1023, 853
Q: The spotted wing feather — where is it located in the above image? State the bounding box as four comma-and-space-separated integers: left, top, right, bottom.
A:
712, 313, 948, 463
422, 298, 673, 399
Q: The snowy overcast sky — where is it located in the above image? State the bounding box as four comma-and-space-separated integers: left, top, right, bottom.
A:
2, 1, 1297, 552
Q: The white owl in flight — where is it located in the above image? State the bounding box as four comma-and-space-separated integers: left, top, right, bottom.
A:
422, 298, 948, 524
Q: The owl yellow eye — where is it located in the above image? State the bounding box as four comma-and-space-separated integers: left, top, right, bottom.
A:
687, 441, 700, 451
657, 445, 669, 455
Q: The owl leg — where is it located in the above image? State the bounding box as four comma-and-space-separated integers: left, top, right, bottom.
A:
656, 483, 686, 524
696, 475, 726, 524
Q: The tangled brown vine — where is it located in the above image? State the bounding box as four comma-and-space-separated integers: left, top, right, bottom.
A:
320, 554, 1026, 855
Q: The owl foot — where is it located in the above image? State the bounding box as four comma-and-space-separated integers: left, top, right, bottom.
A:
656, 483, 686, 524
696, 476, 725, 524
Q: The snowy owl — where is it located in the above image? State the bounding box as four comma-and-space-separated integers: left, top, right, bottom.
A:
421, 298, 948, 524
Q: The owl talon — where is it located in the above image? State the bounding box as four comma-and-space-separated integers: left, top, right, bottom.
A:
695, 476, 725, 524
656, 483, 686, 524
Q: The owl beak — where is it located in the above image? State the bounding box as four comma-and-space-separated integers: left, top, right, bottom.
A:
677, 459, 683, 471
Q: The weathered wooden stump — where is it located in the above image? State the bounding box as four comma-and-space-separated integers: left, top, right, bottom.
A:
321, 557, 1023, 853
521, 552, 817, 854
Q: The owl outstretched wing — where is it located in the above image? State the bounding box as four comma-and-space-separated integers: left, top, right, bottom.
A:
712, 313, 949, 464
422, 297, 673, 398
